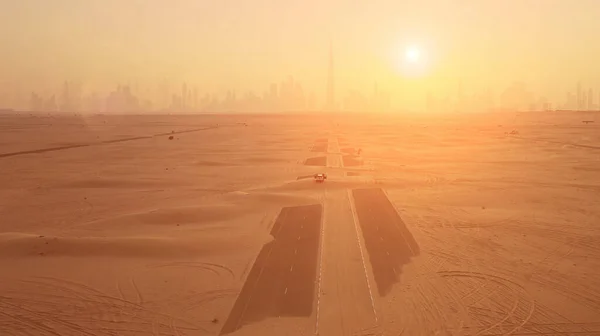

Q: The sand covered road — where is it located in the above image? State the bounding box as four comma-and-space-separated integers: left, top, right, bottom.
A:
1, 112, 600, 336
315, 137, 378, 336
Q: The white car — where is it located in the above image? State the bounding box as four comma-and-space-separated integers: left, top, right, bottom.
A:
314, 173, 327, 183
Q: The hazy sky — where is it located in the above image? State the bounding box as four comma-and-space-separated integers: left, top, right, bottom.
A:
1, 0, 599, 105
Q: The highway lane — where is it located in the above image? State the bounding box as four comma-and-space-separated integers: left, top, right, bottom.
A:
351, 188, 420, 297
220, 204, 322, 335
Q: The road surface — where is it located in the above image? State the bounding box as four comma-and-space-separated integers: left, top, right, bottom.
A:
351, 188, 420, 296
316, 137, 379, 336
221, 204, 322, 335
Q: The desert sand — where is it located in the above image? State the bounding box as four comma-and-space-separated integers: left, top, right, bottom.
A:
0, 111, 599, 336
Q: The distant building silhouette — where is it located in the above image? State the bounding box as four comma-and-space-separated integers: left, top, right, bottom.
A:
566, 91, 575, 110
30, 92, 42, 112
84, 92, 101, 112
193, 86, 198, 110
326, 40, 335, 111
269, 83, 279, 111
577, 81, 582, 111
12, 75, 594, 114
106, 85, 139, 113
45, 95, 57, 112
501, 81, 531, 111
60, 81, 71, 112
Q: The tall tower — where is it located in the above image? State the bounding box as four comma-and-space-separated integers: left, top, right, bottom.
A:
577, 81, 582, 111
326, 40, 335, 111
61, 81, 71, 112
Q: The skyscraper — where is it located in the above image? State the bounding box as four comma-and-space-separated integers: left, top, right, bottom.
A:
577, 81, 582, 111
193, 86, 198, 111
182, 83, 188, 111
326, 40, 335, 111
61, 81, 71, 112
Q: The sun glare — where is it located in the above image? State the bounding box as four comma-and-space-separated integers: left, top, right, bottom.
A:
405, 46, 420, 63
393, 43, 431, 78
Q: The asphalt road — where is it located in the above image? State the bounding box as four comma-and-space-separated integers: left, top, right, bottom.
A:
352, 188, 420, 296
220, 204, 322, 335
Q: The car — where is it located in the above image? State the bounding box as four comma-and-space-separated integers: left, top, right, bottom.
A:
314, 173, 327, 183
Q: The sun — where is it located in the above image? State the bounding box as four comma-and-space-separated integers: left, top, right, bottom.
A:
393, 44, 431, 77
405, 46, 421, 63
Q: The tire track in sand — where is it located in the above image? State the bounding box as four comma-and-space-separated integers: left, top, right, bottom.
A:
437, 271, 536, 335
386, 194, 535, 334
0, 276, 211, 336
421, 209, 595, 335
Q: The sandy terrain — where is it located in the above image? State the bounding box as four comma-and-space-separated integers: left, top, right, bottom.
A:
1, 111, 599, 336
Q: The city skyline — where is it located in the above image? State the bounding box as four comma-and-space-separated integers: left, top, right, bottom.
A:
3, 40, 600, 114
2, 0, 600, 112
9, 76, 600, 114
4, 65, 600, 114
326, 40, 335, 111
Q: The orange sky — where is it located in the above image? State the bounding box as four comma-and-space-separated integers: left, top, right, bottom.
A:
1, 0, 599, 109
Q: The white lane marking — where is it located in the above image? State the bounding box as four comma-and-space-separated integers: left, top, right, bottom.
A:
285, 287, 288, 295
315, 204, 326, 336
298, 236, 301, 240
315, 138, 335, 335
347, 188, 378, 323
290, 265, 294, 272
